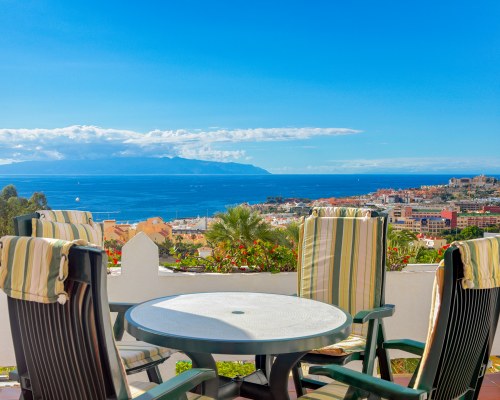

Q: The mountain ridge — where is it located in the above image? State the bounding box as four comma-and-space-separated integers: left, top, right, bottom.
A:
0, 157, 270, 175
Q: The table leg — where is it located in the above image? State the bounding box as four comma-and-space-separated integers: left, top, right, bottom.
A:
242, 352, 308, 400
185, 352, 219, 398
269, 352, 308, 400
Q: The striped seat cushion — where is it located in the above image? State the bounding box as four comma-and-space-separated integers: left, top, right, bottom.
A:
310, 334, 366, 356
118, 341, 176, 370
38, 209, 93, 224
298, 215, 385, 337
32, 219, 104, 248
299, 380, 375, 399
129, 380, 213, 399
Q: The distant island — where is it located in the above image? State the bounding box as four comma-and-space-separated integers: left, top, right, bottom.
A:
0, 157, 270, 175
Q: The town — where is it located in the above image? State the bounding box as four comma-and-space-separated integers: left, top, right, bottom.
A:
103, 175, 500, 254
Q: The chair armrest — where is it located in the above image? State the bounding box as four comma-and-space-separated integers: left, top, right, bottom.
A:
353, 305, 395, 324
134, 368, 216, 400
8, 370, 19, 382
110, 302, 137, 341
309, 364, 427, 400
383, 339, 425, 356
109, 302, 136, 313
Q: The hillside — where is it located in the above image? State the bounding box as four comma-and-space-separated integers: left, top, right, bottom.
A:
0, 157, 270, 175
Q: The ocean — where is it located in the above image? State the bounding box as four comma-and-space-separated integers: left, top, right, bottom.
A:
0, 174, 494, 223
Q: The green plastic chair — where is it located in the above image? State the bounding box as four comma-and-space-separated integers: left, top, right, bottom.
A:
298, 237, 500, 399
3, 238, 215, 400
13, 212, 175, 384
292, 207, 394, 395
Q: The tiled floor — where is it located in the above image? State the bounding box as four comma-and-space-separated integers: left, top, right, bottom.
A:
1, 373, 499, 399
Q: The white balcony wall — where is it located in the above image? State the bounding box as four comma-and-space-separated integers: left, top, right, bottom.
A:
0, 232, 499, 366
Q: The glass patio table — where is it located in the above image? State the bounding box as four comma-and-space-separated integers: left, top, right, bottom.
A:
125, 292, 351, 400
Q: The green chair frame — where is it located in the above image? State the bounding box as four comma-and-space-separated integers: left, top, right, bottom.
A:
302, 244, 500, 399
13, 212, 169, 383
6, 242, 215, 400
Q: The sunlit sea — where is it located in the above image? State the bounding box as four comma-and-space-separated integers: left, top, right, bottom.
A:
0, 174, 495, 223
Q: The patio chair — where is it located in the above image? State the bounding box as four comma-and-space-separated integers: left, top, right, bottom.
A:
292, 207, 394, 394
297, 236, 500, 399
0, 235, 215, 400
13, 211, 176, 384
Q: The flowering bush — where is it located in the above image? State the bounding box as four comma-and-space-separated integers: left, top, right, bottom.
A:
387, 243, 452, 271
386, 247, 411, 271
105, 247, 122, 268
165, 239, 297, 273
435, 244, 451, 263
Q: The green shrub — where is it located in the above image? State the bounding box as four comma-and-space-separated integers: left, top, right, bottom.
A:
176, 361, 255, 378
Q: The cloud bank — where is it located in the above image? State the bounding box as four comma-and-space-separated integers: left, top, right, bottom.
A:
0, 125, 360, 163
270, 157, 500, 174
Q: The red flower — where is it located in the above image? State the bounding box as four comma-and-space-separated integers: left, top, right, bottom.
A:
393, 247, 398, 251
175, 259, 181, 263
239, 245, 245, 249
113, 258, 118, 265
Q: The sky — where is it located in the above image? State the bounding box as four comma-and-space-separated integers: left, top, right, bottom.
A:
0, 0, 499, 174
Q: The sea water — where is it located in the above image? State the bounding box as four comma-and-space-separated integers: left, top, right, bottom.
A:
0, 174, 490, 223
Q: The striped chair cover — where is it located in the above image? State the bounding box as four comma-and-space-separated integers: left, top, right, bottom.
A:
452, 236, 500, 289
311, 207, 373, 218
0, 236, 87, 304
298, 211, 385, 354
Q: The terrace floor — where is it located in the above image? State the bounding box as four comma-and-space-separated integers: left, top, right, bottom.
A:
1, 373, 499, 399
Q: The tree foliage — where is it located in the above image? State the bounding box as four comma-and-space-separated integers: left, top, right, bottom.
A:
0, 184, 50, 236
205, 206, 277, 246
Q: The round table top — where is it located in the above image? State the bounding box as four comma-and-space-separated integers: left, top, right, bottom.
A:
125, 292, 352, 355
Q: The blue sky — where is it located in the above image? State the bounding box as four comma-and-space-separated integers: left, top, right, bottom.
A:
0, 0, 498, 174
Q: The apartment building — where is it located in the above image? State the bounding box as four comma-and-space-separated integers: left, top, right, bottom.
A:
457, 213, 500, 229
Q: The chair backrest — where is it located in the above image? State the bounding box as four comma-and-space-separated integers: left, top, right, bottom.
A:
13, 212, 38, 236
297, 207, 388, 336
14, 211, 104, 248
414, 245, 500, 399
7, 244, 130, 400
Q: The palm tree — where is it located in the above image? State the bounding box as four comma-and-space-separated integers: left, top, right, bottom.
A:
205, 206, 275, 246
387, 225, 418, 249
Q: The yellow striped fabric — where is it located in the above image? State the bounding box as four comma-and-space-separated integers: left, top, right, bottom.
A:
0, 236, 87, 304
32, 219, 104, 248
452, 236, 500, 289
37, 209, 93, 224
128, 381, 213, 399
298, 380, 367, 399
298, 215, 385, 337
118, 341, 176, 370
310, 333, 366, 356
312, 207, 373, 218
414, 261, 445, 389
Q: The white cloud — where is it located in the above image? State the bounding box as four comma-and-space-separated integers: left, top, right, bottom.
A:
269, 157, 500, 174
0, 125, 360, 163
177, 145, 246, 162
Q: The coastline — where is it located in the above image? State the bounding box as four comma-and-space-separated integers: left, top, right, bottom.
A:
1, 174, 499, 223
